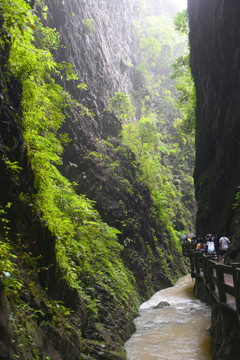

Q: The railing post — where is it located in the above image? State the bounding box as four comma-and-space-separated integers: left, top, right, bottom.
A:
195, 254, 200, 275
204, 257, 212, 288
202, 254, 208, 281
203, 257, 215, 291
232, 263, 240, 313
216, 263, 226, 302
209, 262, 215, 291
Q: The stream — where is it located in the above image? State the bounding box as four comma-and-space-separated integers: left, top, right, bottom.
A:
125, 274, 212, 360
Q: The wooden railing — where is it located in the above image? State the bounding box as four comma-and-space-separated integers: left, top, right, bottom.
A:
190, 252, 240, 313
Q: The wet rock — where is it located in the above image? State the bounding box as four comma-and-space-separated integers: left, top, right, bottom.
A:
210, 302, 240, 360
153, 301, 170, 309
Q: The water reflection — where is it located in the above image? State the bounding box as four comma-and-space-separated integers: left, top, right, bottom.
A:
125, 274, 212, 360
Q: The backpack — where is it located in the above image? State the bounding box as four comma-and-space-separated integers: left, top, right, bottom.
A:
207, 241, 215, 254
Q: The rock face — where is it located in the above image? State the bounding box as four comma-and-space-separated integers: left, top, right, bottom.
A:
42, 0, 187, 297
188, 0, 240, 244
210, 303, 240, 360
188, 0, 240, 358
46, 0, 137, 116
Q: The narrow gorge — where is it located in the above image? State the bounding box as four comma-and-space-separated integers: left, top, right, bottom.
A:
0, 0, 240, 359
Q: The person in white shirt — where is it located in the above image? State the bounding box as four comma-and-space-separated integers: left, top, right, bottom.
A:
219, 233, 230, 260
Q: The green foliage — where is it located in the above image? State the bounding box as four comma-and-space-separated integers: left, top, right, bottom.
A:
89, 149, 104, 161
233, 186, 240, 210
171, 59, 196, 135
82, 18, 95, 34
77, 82, 87, 90
139, 36, 161, 64
136, 13, 183, 78
107, 92, 136, 123
18, 192, 31, 203
4, 158, 23, 180
0, 0, 34, 38
57, 61, 79, 81
172, 11, 196, 136
0, 203, 76, 357
0, 204, 23, 295
32, 18, 60, 50
119, 178, 134, 195
9, 284, 75, 359
174, 10, 188, 36
118, 96, 193, 235
107, 9, 195, 244
138, 115, 159, 149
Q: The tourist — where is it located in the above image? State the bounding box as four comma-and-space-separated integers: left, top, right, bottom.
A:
205, 234, 217, 260
196, 237, 205, 252
219, 233, 230, 262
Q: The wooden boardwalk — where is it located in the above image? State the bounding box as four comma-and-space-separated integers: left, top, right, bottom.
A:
190, 252, 240, 313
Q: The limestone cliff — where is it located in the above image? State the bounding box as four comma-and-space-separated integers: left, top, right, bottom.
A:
42, 0, 188, 296
188, 0, 240, 251
188, 0, 240, 358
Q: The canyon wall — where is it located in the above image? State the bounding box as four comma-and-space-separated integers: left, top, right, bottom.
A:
188, 0, 240, 358
188, 0, 240, 252
42, 0, 188, 297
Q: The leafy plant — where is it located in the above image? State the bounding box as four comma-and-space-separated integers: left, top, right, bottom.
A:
0, 204, 23, 295
107, 92, 136, 123
174, 9, 188, 35
171, 10, 196, 136
3, 157, 23, 180
82, 18, 95, 34
233, 186, 240, 210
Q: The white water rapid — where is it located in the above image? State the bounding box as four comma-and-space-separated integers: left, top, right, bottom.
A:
125, 274, 212, 360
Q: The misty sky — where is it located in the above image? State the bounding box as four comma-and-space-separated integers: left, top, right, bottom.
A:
174, 0, 187, 10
